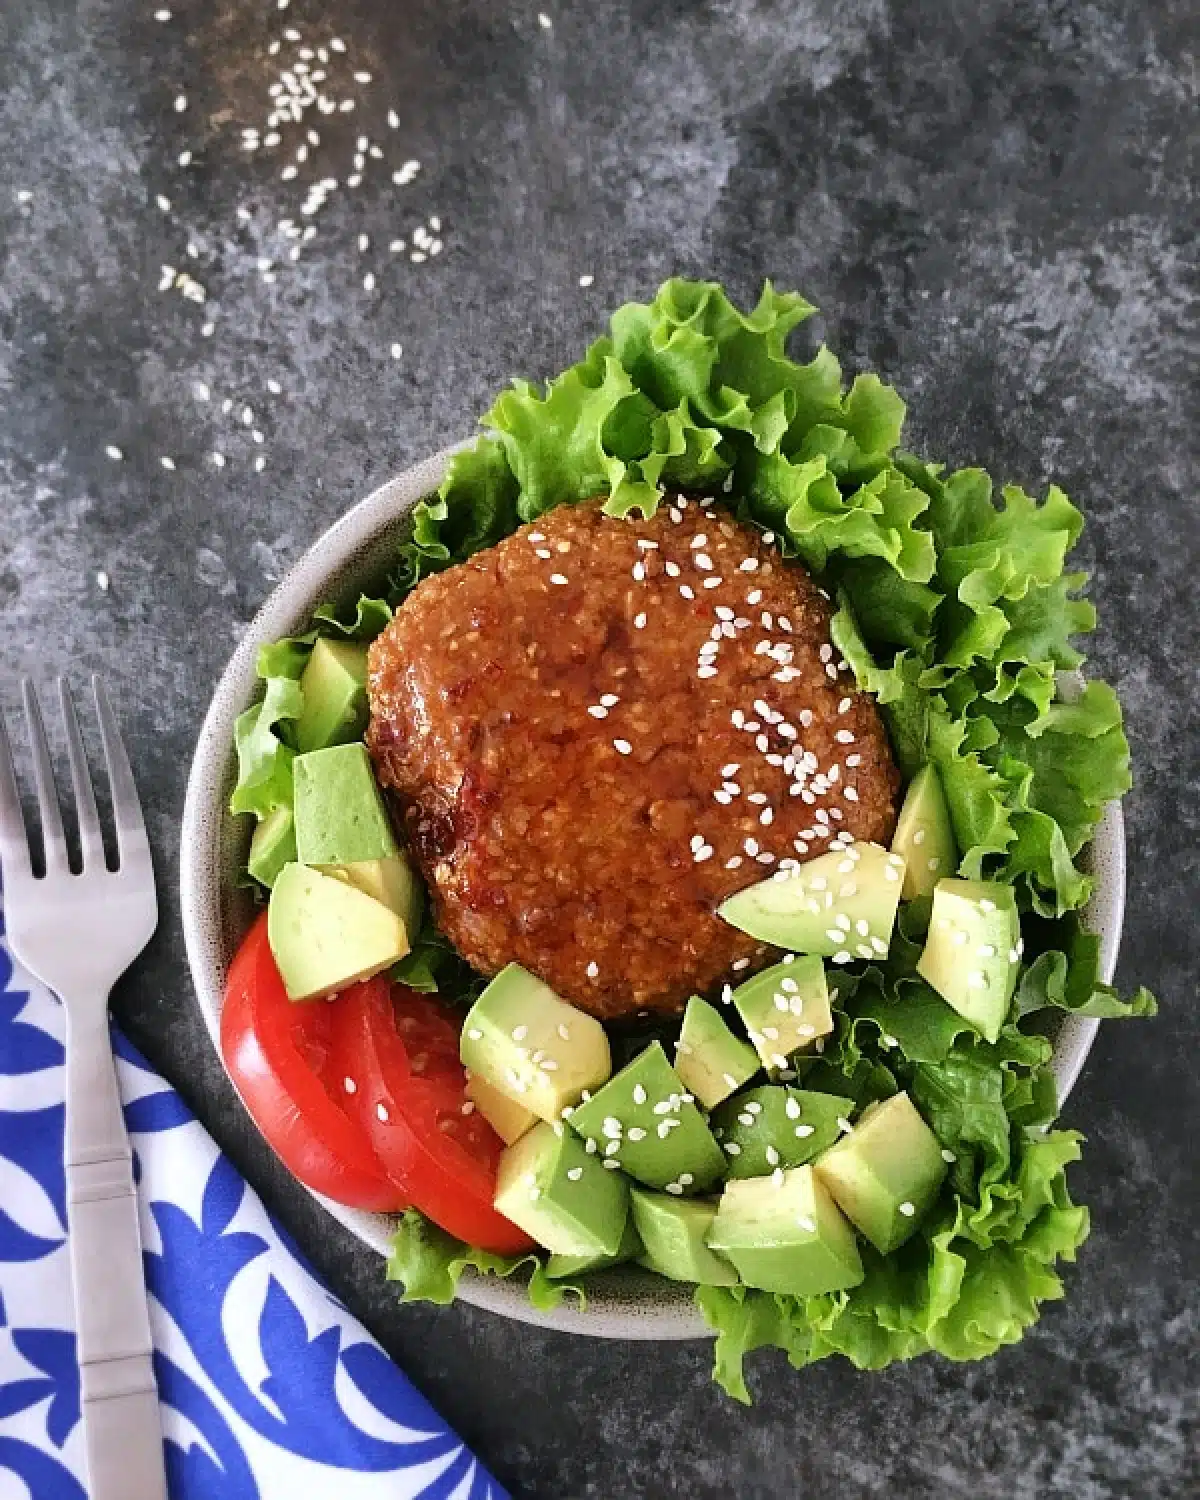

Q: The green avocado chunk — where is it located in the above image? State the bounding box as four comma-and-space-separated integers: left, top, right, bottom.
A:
708, 1164, 863, 1296
266, 862, 409, 1001
464, 1073, 537, 1145
813, 1091, 948, 1253
321, 854, 424, 938
673, 996, 759, 1109
293, 743, 399, 866
731, 956, 834, 1074
460, 964, 612, 1124
493, 1121, 630, 1257
567, 1043, 726, 1193
294, 638, 370, 754
891, 764, 958, 903
718, 842, 906, 960
630, 1188, 738, 1286
247, 804, 297, 889
545, 1216, 643, 1280
710, 1086, 855, 1180
916, 879, 1021, 1042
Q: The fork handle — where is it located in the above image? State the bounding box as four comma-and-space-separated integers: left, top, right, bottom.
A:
64, 995, 167, 1500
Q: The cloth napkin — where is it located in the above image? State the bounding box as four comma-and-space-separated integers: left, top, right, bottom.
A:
0, 898, 508, 1500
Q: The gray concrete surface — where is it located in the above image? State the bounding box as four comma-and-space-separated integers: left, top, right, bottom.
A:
1, 1, 1196, 1495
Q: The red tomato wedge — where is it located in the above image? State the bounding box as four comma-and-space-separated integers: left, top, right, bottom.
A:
220, 914, 405, 1213
329, 979, 536, 1255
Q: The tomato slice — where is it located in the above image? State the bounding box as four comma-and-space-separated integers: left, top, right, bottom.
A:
330, 979, 536, 1255
220, 914, 406, 1213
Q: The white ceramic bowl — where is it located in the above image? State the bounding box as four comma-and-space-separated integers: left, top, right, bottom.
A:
180, 448, 1126, 1341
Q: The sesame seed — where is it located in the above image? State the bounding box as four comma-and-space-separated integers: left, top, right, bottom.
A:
836, 1117, 854, 1134
941, 1149, 957, 1163
160, 456, 176, 471
732, 958, 751, 972
588, 705, 608, 720
794, 1124, 815, 1138
567, 1167, 584, 1182
585, 1137, 597, 1153
898, 1201, 916, 1218
550, 572, 569, 585
376, 1102, 389, 1123
679, 585, 695, 600
724, 1141, 742, 1156
612, 738, 633, 756
634, 611, 648, 629
578, 273, 594, 287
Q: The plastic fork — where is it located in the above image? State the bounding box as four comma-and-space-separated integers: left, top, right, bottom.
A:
0, 679, 164, 1500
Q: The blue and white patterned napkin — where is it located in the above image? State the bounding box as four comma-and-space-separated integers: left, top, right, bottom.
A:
0, 898, 508, 1500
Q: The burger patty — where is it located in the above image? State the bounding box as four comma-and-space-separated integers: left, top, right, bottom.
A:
367, 495, 900, 1020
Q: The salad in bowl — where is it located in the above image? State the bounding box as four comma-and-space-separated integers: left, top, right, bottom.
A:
196, 279, 1155, 1401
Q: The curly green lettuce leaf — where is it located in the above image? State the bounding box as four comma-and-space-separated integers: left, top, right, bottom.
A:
229, 676, 303, 819
747, 456, 936, 581
395, 437, 520, 590
926, 696, 1017, 874
610, 278, 840, 443
1015, 914, 1158, 1019
486, 345, 641, 518
387, 1209, 581, 1311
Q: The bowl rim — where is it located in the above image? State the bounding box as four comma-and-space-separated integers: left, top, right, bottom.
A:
180, 448, 1125, 1343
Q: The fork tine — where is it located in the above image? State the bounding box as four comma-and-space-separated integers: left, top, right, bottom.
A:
0, 710, 32, 878
92, 676, 149, 861
59, 679, 106, 870
22, 680, 69, 874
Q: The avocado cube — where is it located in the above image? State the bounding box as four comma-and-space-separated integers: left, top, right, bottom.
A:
732, 956, 834, 1073
708, 1165, 863, 1295
493, 1122, 629, 1257
568, 1043, 726, 1193
630, 1188, 738, 1286
546, 1216, 643, 1280
248, 804, 297, 889
321, 853, 424, 939
813, 1091, 947, 1252
915, 879, 1021, 1041
293, 743, 399, 866
465, 1072, 537, 1146
711, 1086, 855, 1180
460, 964, 612, 1124
891, 764, 958, 902
673, 996, 759, 1109
294, 638, 370, 754
718, 842, 906, 962
267, 862, 410, 1001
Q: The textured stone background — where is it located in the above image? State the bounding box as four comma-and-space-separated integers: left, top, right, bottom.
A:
1, 1, 1196, 1495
